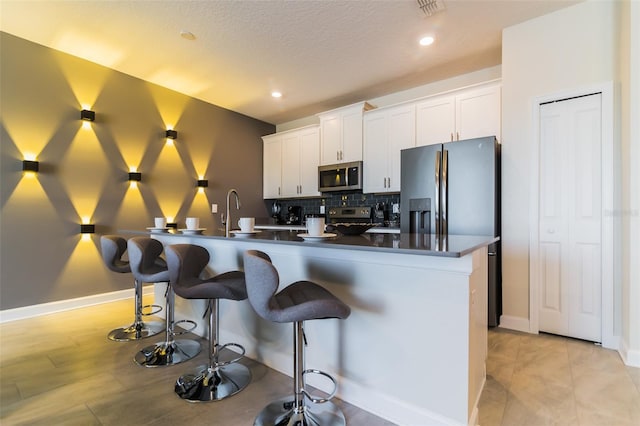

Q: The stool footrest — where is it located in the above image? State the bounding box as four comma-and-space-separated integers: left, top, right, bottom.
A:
301, 369, 338, 404
141, 303, 162, 316
172, 319, 197, 335
214, 342, 246, 367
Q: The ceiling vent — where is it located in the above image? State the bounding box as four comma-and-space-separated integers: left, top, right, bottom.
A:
417, 0, 445, 17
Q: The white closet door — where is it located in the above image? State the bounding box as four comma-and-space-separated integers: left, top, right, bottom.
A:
538, 93, 602, 342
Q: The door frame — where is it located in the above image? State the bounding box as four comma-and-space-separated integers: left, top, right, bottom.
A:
529, 81, 618, 349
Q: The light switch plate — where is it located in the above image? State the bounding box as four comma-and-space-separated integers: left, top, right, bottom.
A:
211, 204, 218, 213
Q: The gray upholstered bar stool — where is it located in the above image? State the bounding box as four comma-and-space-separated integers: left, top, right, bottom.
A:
243, 250, 351, 426
100, 235, 164, 341
128, 237, 201, 367
166, 244, 251, 402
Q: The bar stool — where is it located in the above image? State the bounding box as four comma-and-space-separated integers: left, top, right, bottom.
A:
243, 250, 351, 426
128, 237, 201, 367
100, 235, 164, 341
166, 244, 251, 402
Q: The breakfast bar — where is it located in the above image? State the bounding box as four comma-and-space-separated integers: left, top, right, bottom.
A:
137, 229, 496, 426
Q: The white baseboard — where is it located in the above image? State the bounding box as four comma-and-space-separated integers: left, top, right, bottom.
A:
619, 337, 640, 368
335, 376, 464, 426
0, 286, 154, 324
498, 315, 531, 333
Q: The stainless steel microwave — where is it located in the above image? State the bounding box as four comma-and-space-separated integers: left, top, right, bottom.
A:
318, 161, 363, 192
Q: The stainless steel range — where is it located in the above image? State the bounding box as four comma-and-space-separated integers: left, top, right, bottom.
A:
327, 206, 372, 224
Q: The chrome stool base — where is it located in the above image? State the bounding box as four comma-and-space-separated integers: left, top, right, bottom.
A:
175, 363, 251, 402
107, 320, 164, 342
254, 396, 346, 426
134, 339, 200, 367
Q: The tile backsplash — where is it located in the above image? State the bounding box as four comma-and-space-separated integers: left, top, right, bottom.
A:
264, 191, 400, 223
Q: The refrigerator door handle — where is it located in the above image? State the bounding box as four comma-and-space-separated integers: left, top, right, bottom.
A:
435, 152, 441, 235
442, 149, 448, 236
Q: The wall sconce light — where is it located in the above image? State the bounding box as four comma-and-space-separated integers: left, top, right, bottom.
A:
197, 179, 208, 188
128, 172, 142, 182
22, 160, 39, 172
80, 109, 95, 121
80, 224, 95, 234
165, 129, 178, 140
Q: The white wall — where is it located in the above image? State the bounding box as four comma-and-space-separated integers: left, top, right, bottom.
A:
623, 0, 640, 366
501, 0, 639, 363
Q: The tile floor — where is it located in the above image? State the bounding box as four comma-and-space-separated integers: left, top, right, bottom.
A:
479, 328, 640, 426
1, 299, 639, 425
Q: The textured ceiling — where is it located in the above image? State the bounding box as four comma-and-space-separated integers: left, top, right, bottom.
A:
0, 0, 580, 125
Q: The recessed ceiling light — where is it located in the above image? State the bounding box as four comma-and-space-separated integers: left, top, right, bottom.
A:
419, 36, 435, 46
180, 30, 196, 40
271, 91, 282, 98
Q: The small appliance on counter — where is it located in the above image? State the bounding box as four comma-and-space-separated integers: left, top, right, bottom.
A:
373, 202, 386, 225
270, 201, 283, 224
285, 206, 303, 225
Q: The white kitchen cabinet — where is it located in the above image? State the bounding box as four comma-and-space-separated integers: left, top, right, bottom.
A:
262, 125, 320, 199
262, 134, 283, 198
318, 102, 374, 165
456, 84, 501, 142
415, 96, 455, 146
363, 103, 415, 193
416, 83, 501, 146
281, 126, 320, 197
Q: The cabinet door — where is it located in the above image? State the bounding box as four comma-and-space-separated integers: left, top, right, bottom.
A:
387, 104, 416, 192
341, 107, 364, 162
455, 85, 501, 142
299, 128, 321, 197
416, 96, 455, 147
281, 133, 301, 197
363, 110, 388, 194
320, 114, 341, 165
263, 136, 282, 199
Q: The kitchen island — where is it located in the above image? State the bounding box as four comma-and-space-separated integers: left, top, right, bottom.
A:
138, 229, 496, 426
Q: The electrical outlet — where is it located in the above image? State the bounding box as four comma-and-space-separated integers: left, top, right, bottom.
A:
320, 205, 325, 214
211, 204, 218, 213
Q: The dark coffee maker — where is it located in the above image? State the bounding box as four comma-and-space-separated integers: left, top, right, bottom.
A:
373, 202, 386, 225
285, 206, 302, 225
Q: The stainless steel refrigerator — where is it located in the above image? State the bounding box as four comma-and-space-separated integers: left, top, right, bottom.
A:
400, 136, 501, 326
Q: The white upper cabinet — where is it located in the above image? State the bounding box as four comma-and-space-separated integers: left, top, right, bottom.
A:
262, 134, 282, 199
416, 83, 501, 146
363, 103, 416, 193
262, 125, 320, 199
455, 84, 501, 142
415, 96, 455, 146
318, 102, 374, 165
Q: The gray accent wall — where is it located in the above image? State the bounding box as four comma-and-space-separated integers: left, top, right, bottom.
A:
0, 33, 275, 310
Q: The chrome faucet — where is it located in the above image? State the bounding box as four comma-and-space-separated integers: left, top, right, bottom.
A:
225, 189, 241, 237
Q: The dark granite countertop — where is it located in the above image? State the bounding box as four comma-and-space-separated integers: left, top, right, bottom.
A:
133, 228, 498, 258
